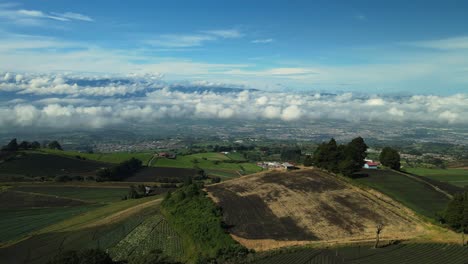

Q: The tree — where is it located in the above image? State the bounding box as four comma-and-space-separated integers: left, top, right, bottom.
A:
444, 191, 468, 245
48, 141, 63, 151
2, 138, 18, 151
303, 155, 313, 167
379, 147, 401, 170
374, 223, 384, 248
48, 249, 115, 264
280, 146, 302, 162
18, 141, 31, 150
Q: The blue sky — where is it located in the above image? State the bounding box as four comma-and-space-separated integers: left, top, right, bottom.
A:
1, 0, 468, 94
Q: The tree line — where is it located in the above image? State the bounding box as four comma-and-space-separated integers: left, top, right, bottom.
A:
312, 137, 368, 177
96, 158, 143, 181
1, 138, 62, 151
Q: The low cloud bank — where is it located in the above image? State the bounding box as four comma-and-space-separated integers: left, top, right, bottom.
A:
1, 72, 467, 130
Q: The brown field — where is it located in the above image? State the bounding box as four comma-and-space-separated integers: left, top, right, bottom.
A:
206, 169, 431, 251
124, 167, 196, 182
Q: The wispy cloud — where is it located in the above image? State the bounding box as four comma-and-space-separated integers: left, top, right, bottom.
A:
146, 28, 243, 48
406, 36, 468, 50
201, 29, 243, 38
355, 14, 366, 21
0, 4, 93, 26
252, 38, 274, 44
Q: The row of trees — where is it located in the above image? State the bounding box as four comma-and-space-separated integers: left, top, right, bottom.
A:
443, 192, 468, 236
96, 158, 143, 181
1, 138, 62, 151
312, 137, 368, 177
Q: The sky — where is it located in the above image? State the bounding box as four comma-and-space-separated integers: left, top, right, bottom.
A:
0, 0, 468, 130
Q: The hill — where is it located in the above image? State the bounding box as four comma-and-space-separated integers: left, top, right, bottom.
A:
206, 169, 427, 251
0, 152, 106, 180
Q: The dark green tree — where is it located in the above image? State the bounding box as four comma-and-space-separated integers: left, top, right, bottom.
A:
2, 138, 18, 151
48, 141, 63, 151
379, 147, 401, 170
48, 249, 114, 264
18, 141, 31, 150
280, 146, 302, 162
303, 155, 313, 167
444, 192, 468, 232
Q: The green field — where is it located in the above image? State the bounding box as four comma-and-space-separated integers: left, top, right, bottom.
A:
11, 186, 129, 203
0, 205, 99, 244
40, 149, 154, 165
355, 169, 451, 219
405, 168, 468, 188
153, 152, 262, 179
0, 152, 105, 178
250, 243, 468, 264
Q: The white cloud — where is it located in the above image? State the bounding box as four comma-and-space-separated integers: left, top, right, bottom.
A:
146, 34, 215, 48
52, 12, 93, 22
0, 5, 93, 25
202, 29, 243, 39
252, 38, 274, 44
406, 36, 468, 50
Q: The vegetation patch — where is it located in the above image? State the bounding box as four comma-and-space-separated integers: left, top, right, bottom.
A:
405, 167, 468, 188
354, 169, 451, 219
161, 183, 248, 263
0, 190, 88, 208
125, 167, 197, 182
11, 186, 129, 203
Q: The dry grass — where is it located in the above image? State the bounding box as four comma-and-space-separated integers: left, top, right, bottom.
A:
207, 169, 459, 251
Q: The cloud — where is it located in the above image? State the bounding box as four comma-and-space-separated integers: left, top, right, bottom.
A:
252, 38, 274, 44
202, 29, 243, 38
355, 14, 366, 21
406, 36, 468, 50
1, 72, 468, 131
0, 4, 93, 25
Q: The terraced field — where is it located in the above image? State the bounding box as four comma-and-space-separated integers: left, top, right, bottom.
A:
250, 243, 468, 264
354, 169, 451, 219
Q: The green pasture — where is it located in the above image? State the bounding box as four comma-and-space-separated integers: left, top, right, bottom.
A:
12, 186, 129, 203
405, 167, 468, 188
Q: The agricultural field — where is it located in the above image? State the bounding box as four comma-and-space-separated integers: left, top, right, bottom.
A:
153, 152, 262, 180
249, 243, 468, 264
124, 167, 197, 182
354, 169, 452, 219
11, 186, 130, 203
0, 152, 105, 179
40, 149, 154, 165
0, 196, 163, 264
405, 167, 468, 188
110, 213, 184, 262
206, 169, 426, 251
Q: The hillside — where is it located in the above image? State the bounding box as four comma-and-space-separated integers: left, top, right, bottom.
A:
0, 152, 106, 180
206, 169, 428, 251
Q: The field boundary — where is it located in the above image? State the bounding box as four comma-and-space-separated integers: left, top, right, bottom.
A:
393, 170, 453, 199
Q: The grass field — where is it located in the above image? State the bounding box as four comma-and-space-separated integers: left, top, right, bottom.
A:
0, 152, 105, 178
152, 152, 262, 179
40, 149, 154, 165
405, 167, 468, 188
11, 186, 129, 203
355, 169, 451, 219
250, 243, 468, 264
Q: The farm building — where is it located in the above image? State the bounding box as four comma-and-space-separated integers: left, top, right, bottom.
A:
158, 152, 176, 159
363, 161, 379, 169
282, 162, 296, 170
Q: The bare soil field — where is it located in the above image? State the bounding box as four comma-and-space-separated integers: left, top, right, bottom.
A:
125, 166, 197, 182
206, 169, 428, 251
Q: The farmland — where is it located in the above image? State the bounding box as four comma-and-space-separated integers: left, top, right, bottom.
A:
405, 167, 468, 188
0, 152, 105, 179
152, 152, 262, 179
354, 169, 452, 219
206, 169, 426, 251
39, 149, 154, 165
10, 185, 130, 203
0, 196, 165, 263
249, 243, 468, 264
125, 166, 197, 182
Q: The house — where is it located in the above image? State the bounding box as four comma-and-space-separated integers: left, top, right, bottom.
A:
158, 152, 177, 159
363, 161, 379, 169
282, 162, 295, 170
